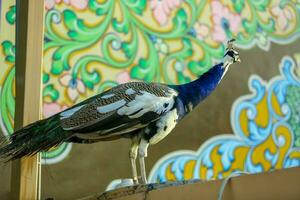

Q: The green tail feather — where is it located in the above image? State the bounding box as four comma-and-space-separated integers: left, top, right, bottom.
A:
0, 115, 72, 161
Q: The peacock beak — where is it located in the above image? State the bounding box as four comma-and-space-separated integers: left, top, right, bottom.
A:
236, 57, 241, 62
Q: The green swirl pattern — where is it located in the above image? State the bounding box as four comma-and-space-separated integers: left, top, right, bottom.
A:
1, 0, 300, 164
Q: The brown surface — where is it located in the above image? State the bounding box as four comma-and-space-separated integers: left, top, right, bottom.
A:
84, 166, 300, 200
11, 0, 45, 199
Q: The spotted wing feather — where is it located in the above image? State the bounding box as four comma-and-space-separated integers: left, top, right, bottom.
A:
60, 82, 177, 138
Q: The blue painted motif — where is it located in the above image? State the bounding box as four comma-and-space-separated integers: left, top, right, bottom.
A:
148, 56, 300, 183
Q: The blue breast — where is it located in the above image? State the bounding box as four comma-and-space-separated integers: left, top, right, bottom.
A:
169, 63, 225, 119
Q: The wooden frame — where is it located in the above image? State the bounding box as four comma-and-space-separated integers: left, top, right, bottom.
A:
11, 0, 45, 199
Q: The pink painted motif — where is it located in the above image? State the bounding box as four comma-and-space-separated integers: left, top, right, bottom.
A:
150, 0, 183, 26
211, 0, 241, 42
59, 73, 86, 102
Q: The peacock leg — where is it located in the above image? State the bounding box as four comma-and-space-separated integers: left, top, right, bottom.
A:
138, 139, 149, 184
129, 136, 139, 184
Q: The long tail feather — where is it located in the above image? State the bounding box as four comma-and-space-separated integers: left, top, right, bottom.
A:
0, 115, 72, 161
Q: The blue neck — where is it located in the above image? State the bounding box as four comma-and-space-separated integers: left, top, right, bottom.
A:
170, 63, 225, 118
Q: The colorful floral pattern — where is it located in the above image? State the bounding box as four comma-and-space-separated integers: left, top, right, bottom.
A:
150, 0, 183, 26
211, 0, 242, 42
271, 3, 294, 31
148, 56, 300, 182
45, 0, 89, 10
59, 73, 86, 102
1, 0, 300, 164
45, 0, 61, 10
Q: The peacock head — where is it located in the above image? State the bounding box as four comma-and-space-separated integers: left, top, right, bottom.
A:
223, 39, 241, 67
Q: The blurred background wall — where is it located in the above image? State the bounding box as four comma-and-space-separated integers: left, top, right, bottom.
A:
0, 0, 300, 199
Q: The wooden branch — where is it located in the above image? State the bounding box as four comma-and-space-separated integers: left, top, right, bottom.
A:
11, 0, 45, 199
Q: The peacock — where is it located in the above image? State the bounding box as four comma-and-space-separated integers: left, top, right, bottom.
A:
0, 39, 240, 184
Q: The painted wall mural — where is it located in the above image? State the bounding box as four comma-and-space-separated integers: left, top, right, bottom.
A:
0, 0, 15, 137
1, 0, 300, 164
148, 55, 300, 183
